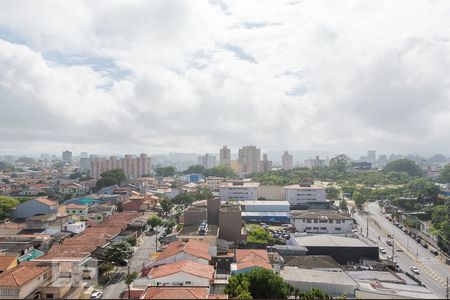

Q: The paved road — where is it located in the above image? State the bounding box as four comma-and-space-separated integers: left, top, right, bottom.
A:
102, 230, 159, 299
354, 202, 449, 298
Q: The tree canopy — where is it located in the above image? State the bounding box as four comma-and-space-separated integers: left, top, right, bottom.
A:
96, 169, 127, 189
147, 215, 164, 229
0, 196, 20, 221
439, 164, 450, 183
183, 164, 238, 178
104, 241, 133, 265
383, 159, 424, 177
156, 166, 176, 177
225, 268, 288, 299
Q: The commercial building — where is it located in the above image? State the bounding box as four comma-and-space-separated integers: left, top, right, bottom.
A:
90, 153, 151, 179
240, 200, 290, 224
284, 184, 327, 209
197, 154, 217, 169
258, 185, 284, 200
79, 157, 91, 172
238, 146, 261, 175
367, 150, 376, 165
282, 151, 293, 171
261, 154, 272, 173
206, 177, 225, 191
219, 181, 259, 201
288, 234, 379, 264
304, 156, 327, 169
350, 162, 372, 171
62, 150, 72, 163
219, 146, 231, 166
291, 211, 354, 234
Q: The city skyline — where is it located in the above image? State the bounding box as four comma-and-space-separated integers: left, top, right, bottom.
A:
1, 1, 450, 155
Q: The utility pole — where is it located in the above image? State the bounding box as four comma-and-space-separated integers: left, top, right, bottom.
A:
127, 264, 131, 300
366, 217, 369, 238
392, 231, 395, 261
447, 277, 449, 300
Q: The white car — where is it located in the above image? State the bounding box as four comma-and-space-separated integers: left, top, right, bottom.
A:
379, 247, 386, 254
411, 266, 420, 274
91, 291, 103, 299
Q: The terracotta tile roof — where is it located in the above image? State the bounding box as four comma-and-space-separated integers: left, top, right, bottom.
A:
123, 289, 145, 299
156, 240, 211, 262
35, 197, 56, 206
208, 295, 228, 299
235, 249, 272, 271
149, 260, 214, 279
0, 256, 17, 271
65, 204, 88, 210
0, 264, 50, 287
142, 287, 208, 299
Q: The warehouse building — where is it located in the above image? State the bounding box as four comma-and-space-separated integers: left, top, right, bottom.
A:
239, 200, 290, 224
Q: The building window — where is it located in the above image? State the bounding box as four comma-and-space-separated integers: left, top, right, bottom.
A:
328, 220, 333, 224
302, 220, 305, 223
319, 220, 327, 223
79, 210, 83, 213
44, 273, 48, 279
336, 220, 341, 224
185, 281, 192, 284
305, 227, 311, 230
72, 210, 76, 214
306, 219, 311, 223
313, 227, 319, 230
335, 227, 341, 231
320, 227, 326, 230
313, 220, 318, 223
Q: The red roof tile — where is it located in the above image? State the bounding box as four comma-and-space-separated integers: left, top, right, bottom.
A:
235, 249, 272, 271
149, 260, 214, 279
35, 197, 56, 206
0, 264, 50, 287
156, 240, 211, 262
0, 256, 16, 272
142, 287, 208, 299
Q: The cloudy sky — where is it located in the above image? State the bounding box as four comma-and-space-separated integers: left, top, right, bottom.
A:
1, 0, 450, 157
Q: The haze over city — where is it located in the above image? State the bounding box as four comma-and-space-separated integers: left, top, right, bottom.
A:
1, 1, 450, 155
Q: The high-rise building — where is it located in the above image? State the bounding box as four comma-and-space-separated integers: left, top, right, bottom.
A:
367, 150, 376, 165
261, 153, 272, 172
80, 152, 88, 159
304, 156, 327, 169
197, 153, 217, 169
90, 153, 151, 179
282, 151, 293, 170
219, 146, 231, 166
238, 146, 261, 175
62, 150, 72, 163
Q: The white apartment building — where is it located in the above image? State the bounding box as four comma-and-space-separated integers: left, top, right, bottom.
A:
197, 154, 217, 169
291, 212, 353, 234
219, 146, 231, 166
90, 153, 151, 179
284, 184, 326, 207
219, 181, 259, 201
238, 145, 261, 175
304, 156, 328, 169
206, 177, 225, 191
261, 153, 272, 172
282, 151, 293, 170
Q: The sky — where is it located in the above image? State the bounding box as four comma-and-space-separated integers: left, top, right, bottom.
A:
1, 0, 450, 157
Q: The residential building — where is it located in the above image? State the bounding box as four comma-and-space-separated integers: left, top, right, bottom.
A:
238, 146, 261, 175
79, 157, 91, 172
148, 260, 215, 287
367, 150, 376, 165
10, 198, 57, 220
0, 256, 18, 273
219, 146, 231, 166
62, 150, 72, 163
0, 263, 51, 299
261, 154, 272, 173
291, 211, 354, 234
304, 156, 327, 169
90, 153, 151, 179
231, 249, 272, 275
206, 177, 225, 191
198, 154, 217, 169
151, 240, 211, 267
62, 221, 86, 234
64, 204, 89, 220
284, 184, 326, 208
282, 151, 293, 171
219, 181, 259, 201
141, 287, 227, 299
218, 204, 245, 242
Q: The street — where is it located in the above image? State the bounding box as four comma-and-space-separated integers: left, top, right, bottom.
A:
102, 230, 159, 299
353, 202, 449, 298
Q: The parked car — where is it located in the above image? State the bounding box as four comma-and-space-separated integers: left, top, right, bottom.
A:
91, 291, 103, 299
386, 240, 393, 246
411, 266, 420, 274
421, 242, 429, 249
387, 234, 393, 239
379, 247, 386, 254
430, 249, 439, 255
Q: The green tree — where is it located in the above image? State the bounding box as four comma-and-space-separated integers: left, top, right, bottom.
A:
440, 164, 450, 183
124, 271, 139, 300
147, 215, 164, 230
98, 262, 115, 276
326, 186, 339, 199
156, 166, 176, 177
352, 191, 366, 210
329, 154, 351, 173
159, 197, 173, 215
126, 237, 137, 247
96, 169, 127, 189
383, 159, 424, 177
300, 288, 331, 299
225, 269, 288, 299
183, 165, 206, 175
0, 196, 20, 221
339, 199, 348, 212
69, 172, 82, 179
407, 177, 440, 203
104, 241, 133, 265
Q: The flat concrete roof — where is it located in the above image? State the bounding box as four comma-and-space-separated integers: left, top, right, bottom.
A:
292, 234, 370, 247
284, 184, 325, 190
241, 200, 290, 206
281, 267, 358, 287
347, 271, 417, 285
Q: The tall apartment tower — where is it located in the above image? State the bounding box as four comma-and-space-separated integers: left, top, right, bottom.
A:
219, 146, 231, 166
198, 153, 217, 169
90, 153, 151, 180
62, 150, 73, 163
261, 153, 272, 172
367, 150, 376, 165
238, 145, 261, 175
282, 151, 293, 170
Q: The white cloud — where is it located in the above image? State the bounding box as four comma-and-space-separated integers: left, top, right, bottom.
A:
1, 0, 450, 156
